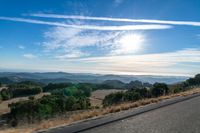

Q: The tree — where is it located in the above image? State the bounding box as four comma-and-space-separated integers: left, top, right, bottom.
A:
151, 83, 169, 97
76, 83, 92, 97
43, 83, 72, 92
0, 82, 2, 87
185, 74, 200, 87
1, 88, 12, 100
103, 92, 124, 106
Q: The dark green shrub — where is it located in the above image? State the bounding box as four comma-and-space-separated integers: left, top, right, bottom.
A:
151, 83, 169, 97
1, 89, 12, 100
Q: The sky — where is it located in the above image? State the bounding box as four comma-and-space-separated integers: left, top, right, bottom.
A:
0, 0, 200, 76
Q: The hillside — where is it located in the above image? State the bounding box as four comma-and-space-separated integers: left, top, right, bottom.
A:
0, 72, 188, 84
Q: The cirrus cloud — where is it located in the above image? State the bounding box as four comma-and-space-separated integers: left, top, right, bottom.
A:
23, 53, 37, 59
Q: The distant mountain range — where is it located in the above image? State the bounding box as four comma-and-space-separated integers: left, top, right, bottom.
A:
0, 72, 189, 84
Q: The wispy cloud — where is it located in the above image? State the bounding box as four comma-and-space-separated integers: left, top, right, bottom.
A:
43, 27, 120, 58
80, 48, 200, 63
18, 45, 25, 49
55, 50, 87, 59
3, 48, 200, 76
23, 53, 37, 59
114, 0, 124, 6
71, 48, 200, 76
31, 13, 200, 26
14, 48, 200, 76
42, 26, 147, 58
0, 16, 172, 31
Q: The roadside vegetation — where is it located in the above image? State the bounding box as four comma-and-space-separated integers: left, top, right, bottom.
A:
0, 82, 93, 126
0, 74, 200, 132
103, 74, 200, 106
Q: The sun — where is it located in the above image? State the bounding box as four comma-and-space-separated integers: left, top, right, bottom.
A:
115, 33, 145, 55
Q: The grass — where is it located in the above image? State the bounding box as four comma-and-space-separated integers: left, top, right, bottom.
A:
1, 88, 200, 133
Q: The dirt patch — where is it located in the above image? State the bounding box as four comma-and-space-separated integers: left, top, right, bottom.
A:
91, 89, 125, 100
90, 89, 125, 107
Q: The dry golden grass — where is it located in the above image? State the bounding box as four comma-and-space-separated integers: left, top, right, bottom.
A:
0, 129, 33, 133
1, 88, 200, 133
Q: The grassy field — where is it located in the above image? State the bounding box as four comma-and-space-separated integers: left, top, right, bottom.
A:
0, 92, 50, 115
90, 89, 125, 107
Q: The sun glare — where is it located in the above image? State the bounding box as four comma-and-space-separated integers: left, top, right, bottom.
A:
115, 33, 145, 54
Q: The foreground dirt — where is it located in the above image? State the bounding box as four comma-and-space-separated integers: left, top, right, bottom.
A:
1, 88, 200, 133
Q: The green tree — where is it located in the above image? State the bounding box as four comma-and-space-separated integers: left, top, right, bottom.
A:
43, 83, 72, 92
1, 89, 12, 100
151, 83, 169, 97
76, 83, 92, 97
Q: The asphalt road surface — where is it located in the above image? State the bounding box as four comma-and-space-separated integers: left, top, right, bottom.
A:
81, 96, 200, 133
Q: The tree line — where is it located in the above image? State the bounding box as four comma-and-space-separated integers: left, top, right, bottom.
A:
0, 81, 42, 101
103, 74, 200, 106
103, 83, 168, 106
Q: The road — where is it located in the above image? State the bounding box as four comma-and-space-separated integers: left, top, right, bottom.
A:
82, 96, 200, 133
41, 94, 200, 133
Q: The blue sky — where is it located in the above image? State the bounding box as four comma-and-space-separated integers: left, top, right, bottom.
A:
0, 0, 200, 76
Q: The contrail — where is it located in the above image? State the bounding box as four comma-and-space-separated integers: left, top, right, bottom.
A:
31, 13, 200, 26
0, 16, 172, 31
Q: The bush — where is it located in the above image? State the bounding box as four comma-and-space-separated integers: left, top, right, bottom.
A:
185, 74, 200, 87
103, 92, 124, 106
1, 89, 12, 100
151, 83, 169, 97
103, 88, 150, 106
124, 91, 141, 101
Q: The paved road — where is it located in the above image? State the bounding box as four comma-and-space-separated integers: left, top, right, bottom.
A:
81, 96, 200, 133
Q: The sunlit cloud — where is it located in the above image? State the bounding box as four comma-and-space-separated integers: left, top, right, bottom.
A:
42, 27, 146, 58
31, 13, 200, 26
110, 33, 145, 55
